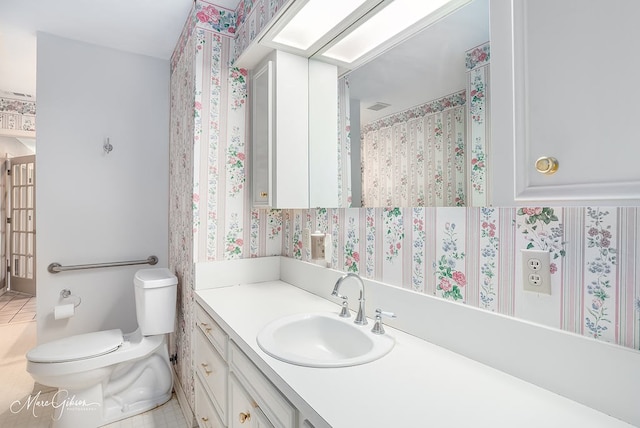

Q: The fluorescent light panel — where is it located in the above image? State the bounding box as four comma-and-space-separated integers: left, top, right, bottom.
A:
272, 0, 370, 51
322, 0, 453, 63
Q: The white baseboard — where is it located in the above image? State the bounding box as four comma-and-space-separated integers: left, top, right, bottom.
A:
173, 367, 196, 428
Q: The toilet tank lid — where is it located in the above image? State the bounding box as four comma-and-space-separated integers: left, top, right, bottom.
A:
27, 329, 123, 363
134, 268, 178, 288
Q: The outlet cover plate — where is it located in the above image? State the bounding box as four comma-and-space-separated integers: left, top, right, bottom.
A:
521, 249, 551, 294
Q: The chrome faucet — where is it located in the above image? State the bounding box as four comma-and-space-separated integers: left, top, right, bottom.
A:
331, 273, 367, 325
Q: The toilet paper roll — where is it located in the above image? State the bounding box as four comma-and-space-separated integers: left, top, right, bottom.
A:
54, 303, 75, 320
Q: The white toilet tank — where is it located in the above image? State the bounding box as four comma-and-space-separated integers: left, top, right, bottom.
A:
134, 268, 178, 336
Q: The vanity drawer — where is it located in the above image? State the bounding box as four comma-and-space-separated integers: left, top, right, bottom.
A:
195, 329, 228, 423
229, 341, 296, 428
196, 303, 228, 358
229, 373, 274, 428
195, 375, 225, 428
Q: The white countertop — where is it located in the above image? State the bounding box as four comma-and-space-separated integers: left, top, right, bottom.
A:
196, 281, 633, 428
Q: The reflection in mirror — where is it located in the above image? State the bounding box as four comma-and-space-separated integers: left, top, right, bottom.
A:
342, 0, 489, 207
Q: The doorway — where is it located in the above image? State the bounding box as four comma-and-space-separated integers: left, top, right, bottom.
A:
8, 155, 35, 295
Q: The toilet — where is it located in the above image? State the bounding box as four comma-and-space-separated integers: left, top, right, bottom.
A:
26, 268, 178, 428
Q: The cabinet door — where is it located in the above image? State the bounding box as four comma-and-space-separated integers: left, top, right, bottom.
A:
195, 330, 228, 423
229, 374, 275, 428
251, 60, 273, 207
251, 50, 310, 209
491, 0, 640, 205
308, 59, 339, 208
252, 408, 275, 428
195, 375, 225, 428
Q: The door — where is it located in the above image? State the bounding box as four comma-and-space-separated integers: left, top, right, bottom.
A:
9, 155, 35, 295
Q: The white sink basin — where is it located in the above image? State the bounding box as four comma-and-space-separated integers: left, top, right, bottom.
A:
256, 312, 395, 368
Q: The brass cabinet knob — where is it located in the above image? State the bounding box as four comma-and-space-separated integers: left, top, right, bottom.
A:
239, 412, 251, 423
260, 191, 268, 198
535, 156, 559, 175
200, 362, 213, 375
201, 416, 209, 422
199, 322, 212, 333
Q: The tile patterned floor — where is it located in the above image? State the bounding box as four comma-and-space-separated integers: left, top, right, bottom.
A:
0, 292, 192, 428
0, 291, 36, 324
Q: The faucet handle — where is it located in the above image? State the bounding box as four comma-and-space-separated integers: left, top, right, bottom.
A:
338, 296, 351, 318
371, 308, 396, 335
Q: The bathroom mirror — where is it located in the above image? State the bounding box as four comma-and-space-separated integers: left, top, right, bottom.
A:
330, 0, 490, 208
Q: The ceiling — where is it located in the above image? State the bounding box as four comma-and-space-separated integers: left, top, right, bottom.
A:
0, 0, 242, 96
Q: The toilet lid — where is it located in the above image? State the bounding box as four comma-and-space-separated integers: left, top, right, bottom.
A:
27, 329, 124, 363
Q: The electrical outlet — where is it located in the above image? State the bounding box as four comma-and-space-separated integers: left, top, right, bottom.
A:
521, 249, 551, 294
527, 258, 542, 271
528, 273, 542, 286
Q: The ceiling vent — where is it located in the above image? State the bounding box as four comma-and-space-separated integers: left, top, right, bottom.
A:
366, 102, 391, 111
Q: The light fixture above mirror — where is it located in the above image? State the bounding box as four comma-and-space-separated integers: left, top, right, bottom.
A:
262, 0, 472, 71
262, 0, 384, 57
318, 0, 471, 68
270, 0, 374, 51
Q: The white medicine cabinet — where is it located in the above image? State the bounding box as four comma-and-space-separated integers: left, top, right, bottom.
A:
251, 50, 310, 209
250, 48, 339, 209
491, 0, 640, 205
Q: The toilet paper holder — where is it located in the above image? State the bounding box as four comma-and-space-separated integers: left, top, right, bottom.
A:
60, 289, 82, 308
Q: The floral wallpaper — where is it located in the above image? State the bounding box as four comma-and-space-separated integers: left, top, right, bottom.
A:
277, 206, 640, 350
169, 17, 197, 410
337, 77, 352, 207
195, 1, 237, 34
232, 0, 292, 64
361, 91, 467, 207
169, 0, 640, 416
466, 42, 490, 206
0, 92, 36, 133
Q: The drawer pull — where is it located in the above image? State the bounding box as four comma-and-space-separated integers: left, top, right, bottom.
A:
199, 322, 213, 333
239, 412, 251, 423
201, 416, 209, 422
201, 362, 213, 375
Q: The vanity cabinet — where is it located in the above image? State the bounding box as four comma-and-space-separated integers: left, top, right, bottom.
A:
196, 375, 226, 428
195, 305, 229, 427
251, 50, 309, 209
195, 303, 298, 428
229, 374, 274, 428
229, 341, 297, 428
490, 0, 640, 205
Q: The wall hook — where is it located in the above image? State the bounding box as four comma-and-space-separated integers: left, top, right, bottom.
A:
103, 137, 113, 154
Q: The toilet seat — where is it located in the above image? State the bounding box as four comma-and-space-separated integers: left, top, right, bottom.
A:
27, 329, 123, 363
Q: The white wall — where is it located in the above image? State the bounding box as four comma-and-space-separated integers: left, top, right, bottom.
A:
36, 33, 169, 344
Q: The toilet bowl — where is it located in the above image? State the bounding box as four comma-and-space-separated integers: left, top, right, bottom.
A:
26, 268, 178, 428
